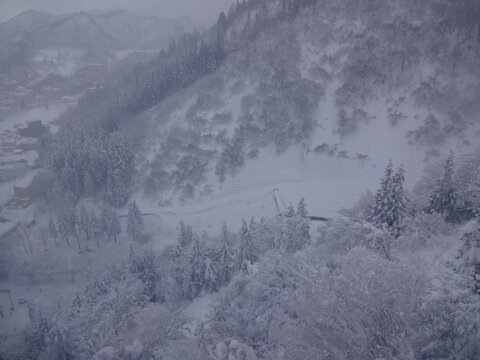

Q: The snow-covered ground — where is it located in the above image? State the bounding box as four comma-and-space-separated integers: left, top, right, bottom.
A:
137, 87, 478, 237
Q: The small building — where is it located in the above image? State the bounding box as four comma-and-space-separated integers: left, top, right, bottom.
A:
13, 185, 33, 200
17, 121, 47, 138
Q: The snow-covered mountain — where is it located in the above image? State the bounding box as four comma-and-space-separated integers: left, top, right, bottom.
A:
27, 10, 193, 51
2, 2, 480, 359
35, 0, 480, 232
34, 0, 480, 234
0, 9, 57, 47
130, 0, 480, 230
0, 9, 195, 75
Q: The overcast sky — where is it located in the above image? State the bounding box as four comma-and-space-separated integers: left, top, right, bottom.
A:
0, 0, 234, 26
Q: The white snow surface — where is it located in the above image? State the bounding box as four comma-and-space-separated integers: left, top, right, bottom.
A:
137, 86, 478, 236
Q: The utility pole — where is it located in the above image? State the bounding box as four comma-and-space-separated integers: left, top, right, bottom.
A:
273, 188, 282, 216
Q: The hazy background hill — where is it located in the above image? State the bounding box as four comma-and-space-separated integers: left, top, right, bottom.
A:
129, 0, 480, 226
0, 9, 194, 75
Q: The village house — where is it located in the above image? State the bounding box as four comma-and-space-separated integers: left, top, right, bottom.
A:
17, 120, 47, 138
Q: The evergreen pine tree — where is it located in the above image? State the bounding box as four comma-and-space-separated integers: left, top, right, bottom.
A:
283, 199, 311, 253
204, 257, 219, 292
129, 249, 158, 302
285, 204, 295, 217
297, 197, 311, 246
126, 201, 144, 242
370, 161, 394, 225
391, 166, 408, 235
177, 220, 194, 248
188, 237, 206, 298
237, 219, 255, 273
428, 154, 459, 222
296, 197, 308, 218
218, 222, 232, 285
369, 161, 407, 238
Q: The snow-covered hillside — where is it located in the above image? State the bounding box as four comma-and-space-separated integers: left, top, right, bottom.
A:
0, 9, 57, 48
1, 1, 480, 359
134, 0, 480, 231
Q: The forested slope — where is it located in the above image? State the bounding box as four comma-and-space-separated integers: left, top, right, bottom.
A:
3, 1, 479, 359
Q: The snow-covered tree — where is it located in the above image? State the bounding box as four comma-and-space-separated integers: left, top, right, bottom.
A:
102, 207, 121, 243
77, 205, 92, 241
370, 161, 394, 224
285, 204, 295, 217
455, 227, 480, 295
455, 154, 480, 220
236, 219, 256, 273
369, 161, 408, 238
390, 166, 408, 237
428, 153, 459, 222
217, 222, 233, 285
129, 249, 159, 302
177, 220, 194, 248
105, 132, 133, 207
186, 236, 207, 298
296, 197, 308, 218
204, 257, 219, 292
126, 201, 144, 242
297, 197, 311, 246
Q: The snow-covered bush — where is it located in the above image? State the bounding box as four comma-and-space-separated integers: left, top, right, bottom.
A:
210, 246, 424, 360
317, 217, 392, 257
338, 189, 375, 222
400, 212, 454, 249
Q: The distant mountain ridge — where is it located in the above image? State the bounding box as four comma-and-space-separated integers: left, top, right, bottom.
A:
36, 0, 480, 221
0, 9, 57, 47
27, 10, 194, 50
0, 9, 195, 73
